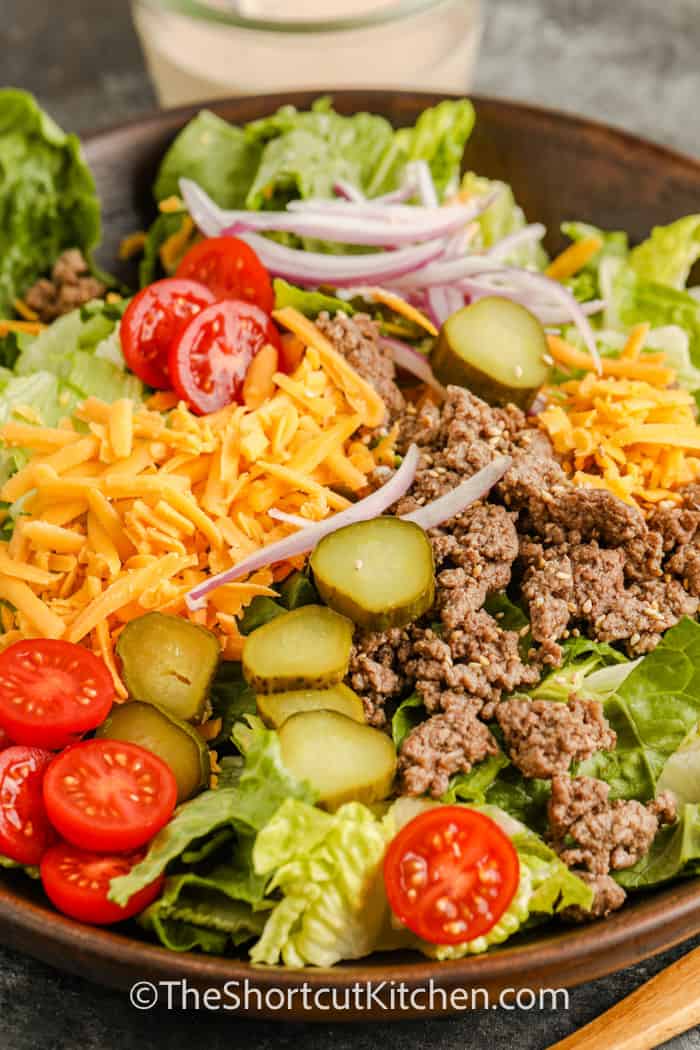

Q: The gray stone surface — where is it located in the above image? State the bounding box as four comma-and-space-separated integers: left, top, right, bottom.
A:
1, 1, 700, 1047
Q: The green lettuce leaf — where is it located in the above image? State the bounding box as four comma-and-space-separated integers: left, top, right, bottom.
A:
440, 753, 511, 804
0, 89, 100, 314
485, 768, 551, 834
560, 221, 628, 301
273, 279, 353, 319
138, 209, 193, 286
613, 269, 700, 371
391, 692, 426, 749
615, 803, 700, 889
251, 799, 392, 967
528, 636, 631, 703
246, 101, 394, 211
580, 618, 700, 801
368, 99, 475, 200
154, 110, 262, 207
628, 215, 700, 290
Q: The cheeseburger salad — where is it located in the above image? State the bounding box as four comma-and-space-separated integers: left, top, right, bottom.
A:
0, 89, 700, 964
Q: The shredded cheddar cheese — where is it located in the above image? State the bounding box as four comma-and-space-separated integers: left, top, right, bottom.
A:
546, 236, 603, 282
539, 334, 700, 509
0, 313, 389, 690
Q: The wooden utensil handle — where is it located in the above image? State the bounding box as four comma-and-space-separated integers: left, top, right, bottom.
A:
548, 943, 700, 1050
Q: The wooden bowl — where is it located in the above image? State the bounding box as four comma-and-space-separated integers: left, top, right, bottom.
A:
2, 91, 700, 1019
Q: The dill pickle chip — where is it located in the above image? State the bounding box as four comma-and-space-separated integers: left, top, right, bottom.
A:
431, 297, 550, 409
256, 683, 365, 729
279, 710, 396, 810
242, 605, 353, 694
310, 517, 435, 631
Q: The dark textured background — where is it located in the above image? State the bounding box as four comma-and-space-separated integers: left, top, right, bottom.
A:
2, 2, 700, 1047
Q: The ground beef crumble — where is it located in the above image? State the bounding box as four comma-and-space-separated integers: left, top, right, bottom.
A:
495, 696, 616, 779
316, 311, 405, 421
24, 249, 106, 323
315, 318, 691, 910
398, 698, 499, 798
548, 774, 676, 876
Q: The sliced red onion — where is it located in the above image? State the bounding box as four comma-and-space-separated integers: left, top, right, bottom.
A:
463, 267, 601, 367
487, 224, 547, 260
392, 254, 509, 289
236, 231, 445, 286
268, 508, 310, 529
380, 337, 447, 398
333, 179, 365, 203
186, 445, 420, 609
221, 206, 487, 249
272, 457, 511, 537
411, 159, 439, 209
426, 287, 451, 328
401, 456, 512, 531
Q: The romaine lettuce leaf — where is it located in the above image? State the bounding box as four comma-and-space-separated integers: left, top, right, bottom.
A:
581, 618, 700, 800
628, 215, 700, 290
273, 278, 353, 319
391, 692, 426, 749
251, 799, 392, 967
440, 753, 510, 805
367, 99, 475, 200
207, 663, 257, 749
0, 90, 100, 314
154, 110, 263, 207
560, 221, 629, 300
615, 803, 700, 889
528, 636, 630, 703
245, 101, 394, 211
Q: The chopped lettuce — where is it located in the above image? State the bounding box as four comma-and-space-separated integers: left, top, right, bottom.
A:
628, 215, 700, 290
560, 220, 628, 301
581, 618, 700, 800
658, 724, 700, 806
391, 692, 426, 749
207, 664, 257, 749
528, 637, 631, 704
0, 90, 100, 314
110, 718, 315, 907
251, 800, 392, 967
615, 803, 700, 889
485, 769, 551, 834
139, 835, 271, 954
273, 278, 353, 319
440, 753, 510, 805
250, 797, 593, 967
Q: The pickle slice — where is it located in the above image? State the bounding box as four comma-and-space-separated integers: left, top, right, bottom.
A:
116, 612, 220, 724
256, 683, 365, 730
431, 297, 550, 409
242, 605, 353, 694
310, 517, 435, 631
279, 710, 396, 810
96, 701, 210, 803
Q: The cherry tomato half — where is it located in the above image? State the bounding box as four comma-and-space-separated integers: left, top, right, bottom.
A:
43, 739, 178, 853
0, 746, 55, 865
40, 842, 165, 925
383, 806, 520, 946
0, 639, 114, 750
175, 236, 274, 314
120, 278, 216, 390
168, 298, 281, 416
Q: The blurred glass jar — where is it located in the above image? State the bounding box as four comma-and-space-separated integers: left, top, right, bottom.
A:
131, 0, 483, 108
